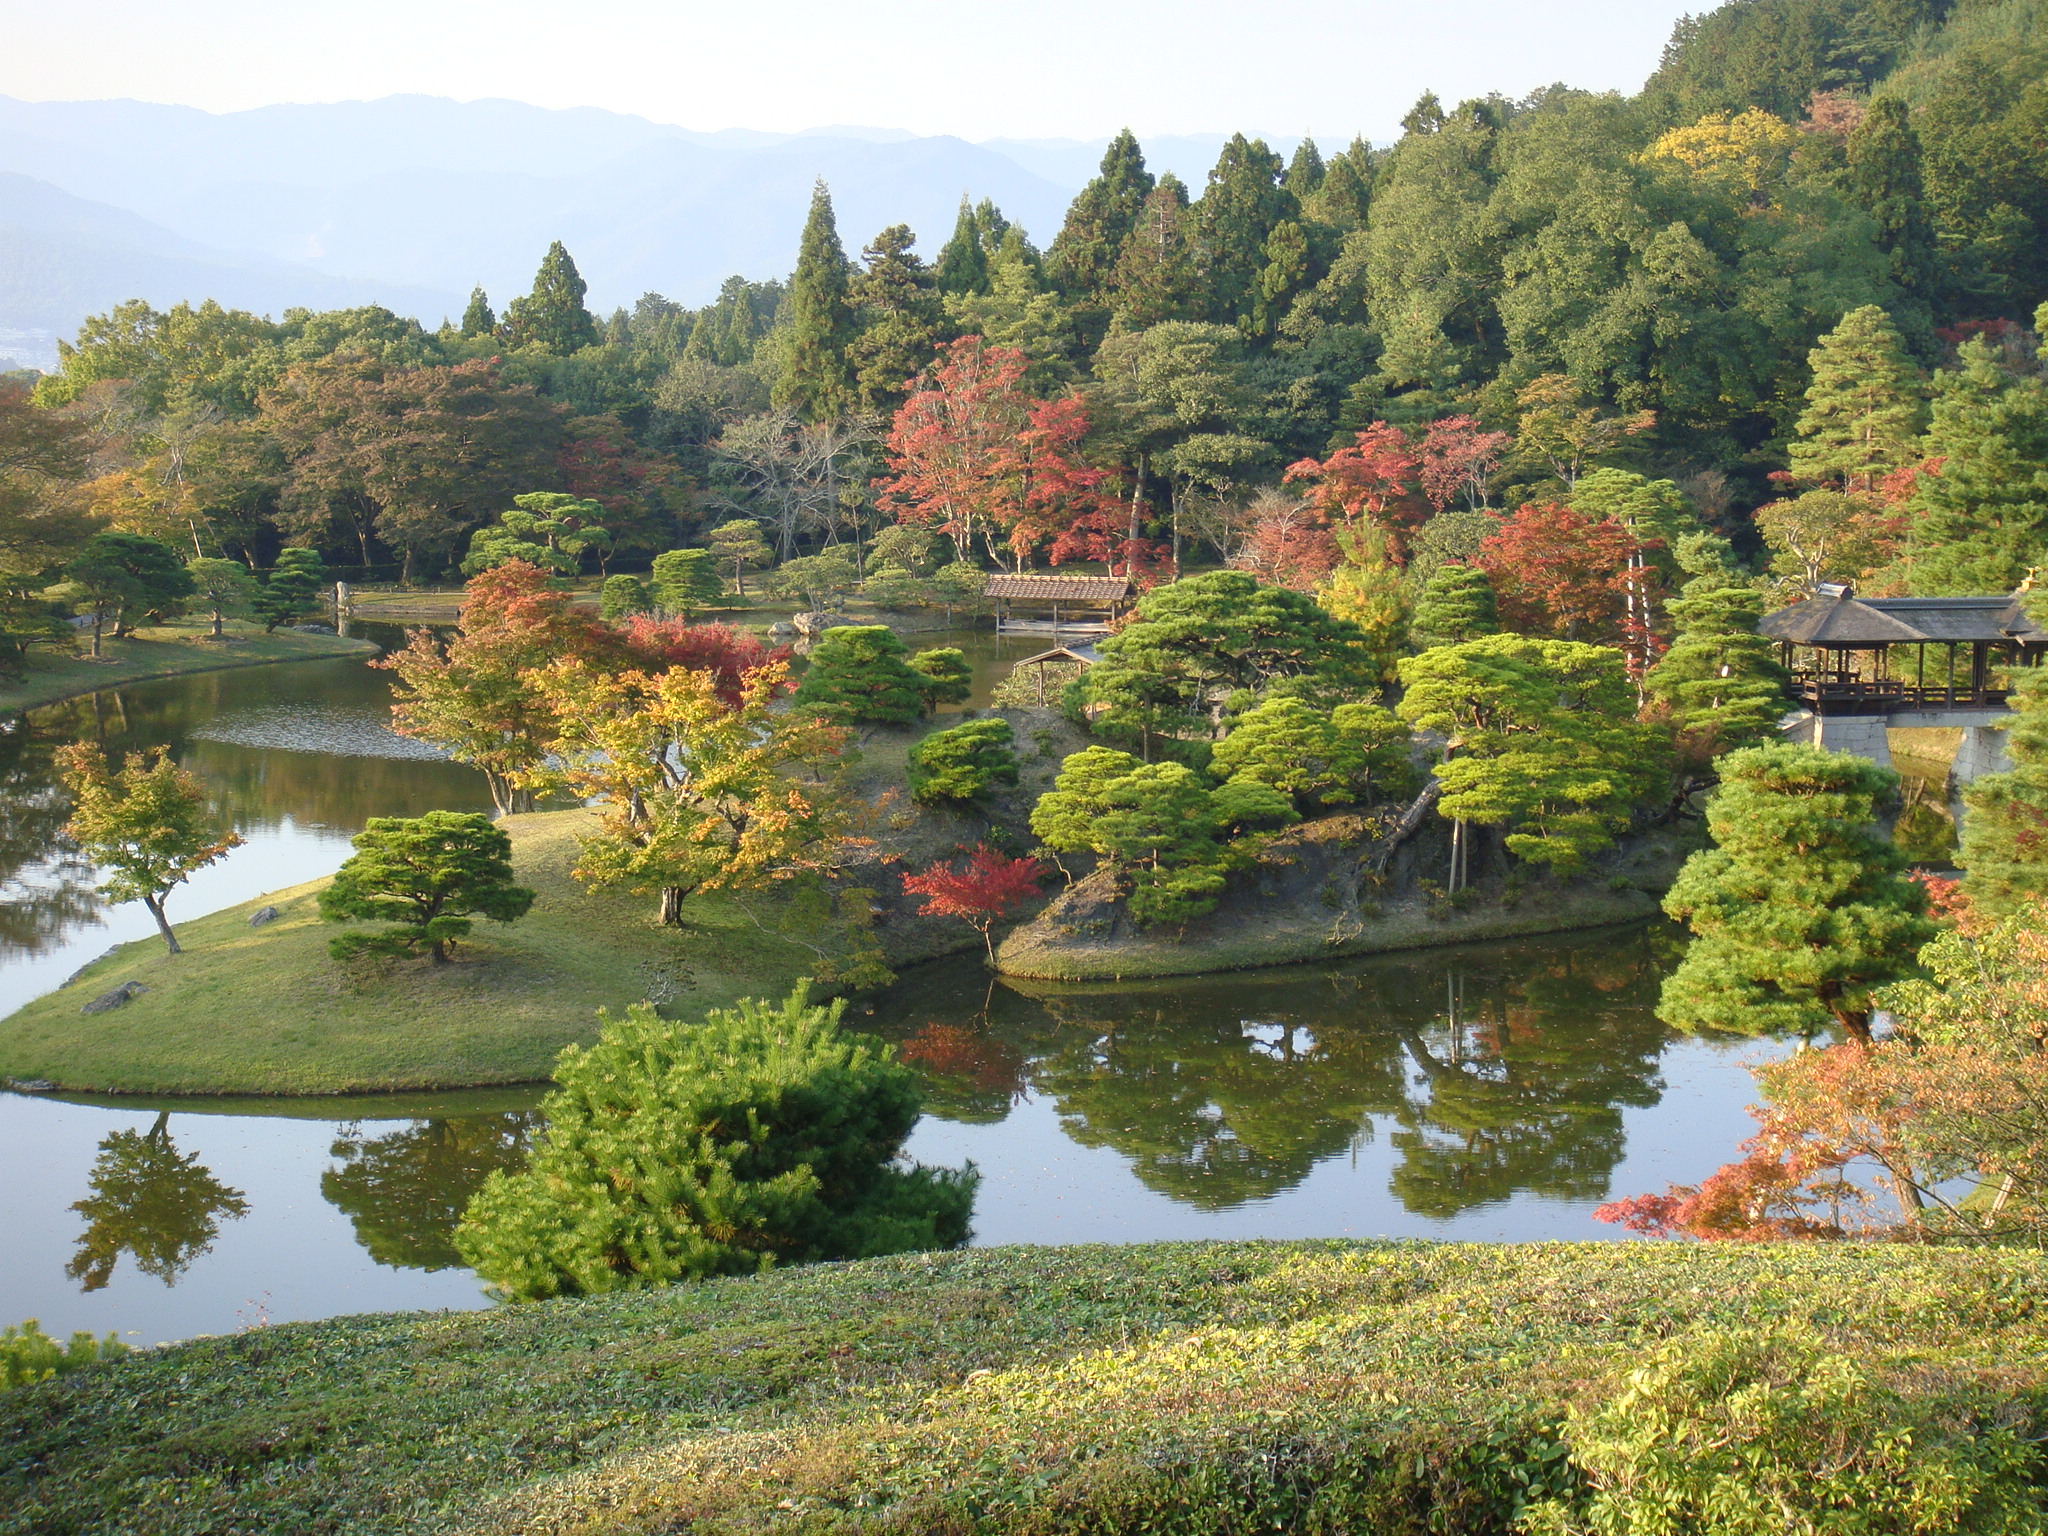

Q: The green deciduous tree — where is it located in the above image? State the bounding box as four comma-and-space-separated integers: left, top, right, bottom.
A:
1788, 305, 1926, 491
774, 180, 858, 422
184, 557, 257, 637
1960, 664, 2048, 917
1411, 562, 1499, 648
505, 241, 599, 356
907, 717, 1019, 803
1209, 695, 1415, 812
453, 987, 976, 1300
318, 811, 535, 965
57, 744, 244, 955
1660, 743, 1936, 1040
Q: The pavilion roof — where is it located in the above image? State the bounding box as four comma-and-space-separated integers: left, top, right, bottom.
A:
983, 574, 1133, 601
1760, 586, 2048, 646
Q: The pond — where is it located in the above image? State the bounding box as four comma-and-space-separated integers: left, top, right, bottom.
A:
0, 640, 1781, 1347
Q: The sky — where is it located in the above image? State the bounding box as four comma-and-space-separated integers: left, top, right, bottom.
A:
4, 0, 1698, 142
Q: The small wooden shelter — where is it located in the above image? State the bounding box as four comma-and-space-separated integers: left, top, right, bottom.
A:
1758, 584, 2047, 715
983, 574, 1133, 635
1003, 643, 1099, 705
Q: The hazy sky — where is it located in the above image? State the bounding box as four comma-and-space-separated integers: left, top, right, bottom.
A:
5, 0, 1695, 141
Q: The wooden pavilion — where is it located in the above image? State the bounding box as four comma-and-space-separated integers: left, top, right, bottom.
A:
983, 574, 1133, 636
1758, 584, 2047, 716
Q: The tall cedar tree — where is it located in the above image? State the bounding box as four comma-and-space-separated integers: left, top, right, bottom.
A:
453, 988, 976, 1299
318, 811, 535, 964
460, 286, 496, 338
1045, 130, 1155, 302
1196, 135, 1299, 332
1960, 662, 2048, 916
1411, 562, 1500, 647
934, 198, 990, 296
1905, 337, 2048, 595
1107, 175, 1205, 327
1788, 305, 1925, 490
848, 225, 944, 416
57, 745, 244, 955
1660, 743, 1936, 1042
505, 242, 599, 356
774, 180, 858, 422
1284, 138, 1326, 196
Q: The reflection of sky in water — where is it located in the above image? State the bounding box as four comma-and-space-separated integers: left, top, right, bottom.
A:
190, 703, 449, 760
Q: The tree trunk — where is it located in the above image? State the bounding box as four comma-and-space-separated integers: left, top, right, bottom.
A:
1129, 454, 1146, 543
89, 610, 103, 658
211, 608, 225, 637
658, 886, 686, 926
428, 938, 448, 965
143, 895, 181, 955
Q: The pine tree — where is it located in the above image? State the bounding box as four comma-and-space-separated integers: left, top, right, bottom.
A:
1659, 744, 1935, 1041
849, 224, 943, 415
791, 625, 931, 725
254, 547, 325, 631
460, 286, 496, 338
1411, 562, 1499, 647
1196, 135, 1299, 331
1960, 660, 2048, 916
318, 811, 535, 964
1906, 338, 2048, 596
1284, 137, 1326, 196
649, 549, 723, 618
504, 241, 599, 356
597, 573, 650, 621
1788, 305, 1925, 491
934, 197, 989, 296
774, 180, 857, 422
1847, 97, 1941, 303
1045, 129, 1155, 302
1643, 586, 1791, 761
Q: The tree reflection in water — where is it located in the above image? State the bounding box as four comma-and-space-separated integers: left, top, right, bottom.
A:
67, 1112, 251, 1291
868, 926, 1679, 1217
322, 1114, 543, 1270
0, 719, 97, 959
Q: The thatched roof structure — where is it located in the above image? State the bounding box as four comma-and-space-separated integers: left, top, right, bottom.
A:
1760, 585, 2048, 647
983, 575, 1133, 602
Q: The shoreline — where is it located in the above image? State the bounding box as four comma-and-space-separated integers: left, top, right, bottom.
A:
0, 623, 382, 716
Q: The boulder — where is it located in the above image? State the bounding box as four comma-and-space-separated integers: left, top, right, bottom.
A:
249, 905, 280, 927
81, 980, 147, 1015
766, 620, 799, 645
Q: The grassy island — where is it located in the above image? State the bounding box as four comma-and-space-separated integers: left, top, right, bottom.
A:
6, 1241, 2048, 1534
0, 809, 821, 1096
0, 621, 380, 717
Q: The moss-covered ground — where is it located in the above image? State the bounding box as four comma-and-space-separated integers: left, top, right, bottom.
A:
0, 810, 824, 1096
5, 1241, 2047, 1534
0, 622, 379, 715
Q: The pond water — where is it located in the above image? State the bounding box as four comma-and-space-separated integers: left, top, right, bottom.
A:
0, 638, 1783, 1347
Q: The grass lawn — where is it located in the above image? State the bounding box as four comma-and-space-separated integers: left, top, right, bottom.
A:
0, 810, 824, 1096
0, 621, 380, 715
5, 1241, 2047, 1534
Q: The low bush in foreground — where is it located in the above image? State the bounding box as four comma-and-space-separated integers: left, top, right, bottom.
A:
0, 1321, 125, 1394
5, 1242, 2048, 1534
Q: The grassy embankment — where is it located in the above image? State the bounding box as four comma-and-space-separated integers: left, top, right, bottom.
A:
0, 809, 826, 1096
5, 1241, 2047, 1534
0, 621, 379, 715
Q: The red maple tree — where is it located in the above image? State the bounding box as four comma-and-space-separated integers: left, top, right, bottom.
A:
1283, 422, 1426, 538
616, 617, 790, 706
1231, 495, 1341, 590
1417, 415, 1511, 513
1477, 502, 1640, 646
900, 843, 1045, 964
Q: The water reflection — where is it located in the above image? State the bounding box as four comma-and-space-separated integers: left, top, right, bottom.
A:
67, 1112, 250, 1291
0, 721, 95, 956
322, 1114, 543, 1271
871, 927, 1680, 1218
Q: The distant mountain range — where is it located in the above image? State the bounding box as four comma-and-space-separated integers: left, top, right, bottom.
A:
0, 94, 1304, 371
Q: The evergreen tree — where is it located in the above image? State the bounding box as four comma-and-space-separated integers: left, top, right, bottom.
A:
1906, 338, 2048, 596
1196, 135, 1299, 331
1210, 696, 1414, 812
907, 717, 1019, 803
650, 549, 723, 618
1847, 97, 1941, 304
254, 548, 326, 631
774, 180, 857, 422
1659, 744, 1935, 1041
454, 987, 975, 1300
906, 646, 972, 708
460, 286, 496, 338
849, 224, 944, 416
1643, 586, 1791, 761
318, 811, 535, 965
1046, 129, 1155, 302
791, 625, 931, 725
935, 197, 990, 296
1107, 175, 1204, 327
67, 532, 194, 637
1959, 661, 2048, 916
1284, 137, 1326, 196
1788, 305, 1925, 491
504, 241, 599, 356
1411, 562, 1499, 648
1304, 138, 1374, 229
597, 573, 650, 622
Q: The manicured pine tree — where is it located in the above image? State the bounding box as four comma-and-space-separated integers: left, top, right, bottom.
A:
907, 717, 1019, 803
1045, 128, 1155, 302
1847, 98, 1941, 304
791, 625, 931, 725
934, 197, 990, 296
255, 547, 326, 630
504, 241, 599, 356
849, 224, 944, 416
1905, 337, 2048, 595
1788, 305, 1926, 491
1411, 562, 1499, 648
1196, 135, 1299, 331
1642, 586, 1791, 759
1959, 659, 2048, 916
597, 573, 650, 622
649, 549, 723, 618
707, 519, 773, 595
460, 286, 496, 338
773, 180, 857, 422
1659, 743, 1936, 1042
318, 811, 535, 965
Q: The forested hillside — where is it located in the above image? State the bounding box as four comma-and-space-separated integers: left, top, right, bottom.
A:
3, 0, 2045, 618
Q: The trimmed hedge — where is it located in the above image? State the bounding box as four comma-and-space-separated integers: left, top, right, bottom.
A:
5, 1242, 2048, 1534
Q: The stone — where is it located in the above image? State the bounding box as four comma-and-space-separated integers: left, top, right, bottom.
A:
5, 1079, 56, 1094
249, 905, 280, 927
81, 981, 147, 1015
766, 620, 799, 644
791, 610, 860, 639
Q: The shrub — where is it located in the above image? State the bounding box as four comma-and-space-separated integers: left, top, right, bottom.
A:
454, 987, 977, 1300
598, 573, 651, 621
1, 1321, 126, 1393
650, 549, 723, 617
908, 718, 1019, 803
